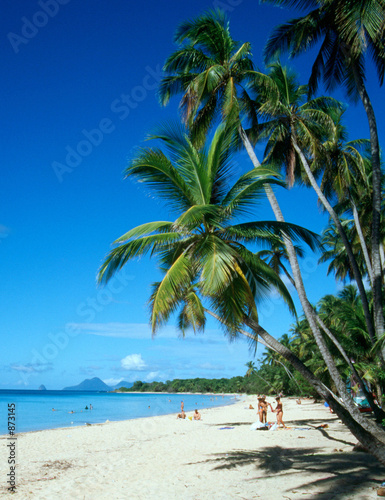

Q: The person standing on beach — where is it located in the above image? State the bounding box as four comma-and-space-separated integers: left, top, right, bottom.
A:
257, 397, 264, 422
270, 397, 286, 428
260, 396, 269, 423
181, 401, 184, 412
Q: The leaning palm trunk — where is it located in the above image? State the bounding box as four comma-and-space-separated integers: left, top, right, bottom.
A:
292, 139, 380, 353
314, 310, 385, 421
243, 318, 385, 465
380, 244, 385, 285
351, 70, 384, 354
281, 259, 384, 419
208, 309, 337, 400
288, 269, 384, 419
348, 201, 385, 406
275, 358, 304, 394
239, 128, 382, 433
350, 199, 374, 287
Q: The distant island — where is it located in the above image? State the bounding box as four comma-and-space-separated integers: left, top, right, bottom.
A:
62, 377, 133, 392
38, 384, 47, 391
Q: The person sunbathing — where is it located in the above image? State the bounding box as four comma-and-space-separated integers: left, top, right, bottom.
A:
193, 409, 201, 420
177, 410, 186, 419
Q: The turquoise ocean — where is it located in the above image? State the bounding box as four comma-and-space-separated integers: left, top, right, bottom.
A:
0, 390, 236, 435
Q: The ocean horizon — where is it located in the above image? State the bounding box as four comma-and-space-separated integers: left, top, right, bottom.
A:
0, 390, 237, 435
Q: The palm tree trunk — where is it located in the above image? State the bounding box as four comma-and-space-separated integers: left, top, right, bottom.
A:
314, 311, 385, 421
351, 74, 384, 351
277, 258, 384, 418
279, 262, 296, 288
292, 139, 379, 350
243, 318, 385, 464
239, 128, 383, 431
350, 198, 374, 286
380, 244, 385, 285
238, 125, 261, 167
275, 358, 304, 395
208, 308, 385, 460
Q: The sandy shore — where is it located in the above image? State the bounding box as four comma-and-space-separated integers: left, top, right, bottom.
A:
1, 396, 383, 499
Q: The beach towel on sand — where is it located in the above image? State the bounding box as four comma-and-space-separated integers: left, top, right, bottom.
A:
250, 421, 267, 430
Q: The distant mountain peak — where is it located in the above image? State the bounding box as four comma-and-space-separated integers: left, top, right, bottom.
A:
62, 377, 133, 391
113, 380, 133, 390
38, 384, 47, 391
62, 377, 111, 392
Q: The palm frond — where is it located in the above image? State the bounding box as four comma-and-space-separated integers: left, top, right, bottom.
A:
98, 232, 184, 284
113, 221, 174, 244
226, 220, 322, 251
150, 252, 193, 333
125, 148, 193, 211
177, 289, 206, 335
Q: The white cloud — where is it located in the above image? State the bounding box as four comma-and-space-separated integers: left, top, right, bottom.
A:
10, 363, 52, 373
121, 354, 147, 371
279, 272, 296, 290
144, 371, 169, 382
67, 322, 179, 339
15, 379, 27, 386
103, 377, 125, 387
197, 362, 225, 371
66, 322, 240, 344
79, 365, 102, 376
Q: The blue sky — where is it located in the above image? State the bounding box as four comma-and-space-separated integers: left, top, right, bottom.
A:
1, 0, 384, 390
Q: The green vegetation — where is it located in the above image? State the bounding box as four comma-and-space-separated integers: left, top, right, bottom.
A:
118, 372, 314, 395
99, 3, 385, 464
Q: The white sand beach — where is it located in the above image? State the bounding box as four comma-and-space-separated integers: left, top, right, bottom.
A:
1, 397, 383, 499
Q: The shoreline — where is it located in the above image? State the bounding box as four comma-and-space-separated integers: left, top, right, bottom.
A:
2, 396, 383, 499
0, 392, 239, 437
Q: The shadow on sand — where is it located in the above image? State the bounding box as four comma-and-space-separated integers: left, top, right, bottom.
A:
187, 445, 384, 499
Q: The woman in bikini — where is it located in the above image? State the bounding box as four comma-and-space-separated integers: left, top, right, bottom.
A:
260, 396, 269, 423
257, 397, 264, 423
270, 397, 286, 428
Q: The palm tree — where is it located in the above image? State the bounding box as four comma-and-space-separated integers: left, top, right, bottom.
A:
263, 0, 385, 359
260, 333, 305, 394
245, 361, 257, 377
159, 9, 267, 148
318, 287, 384, 401
159, 10, 358, 419
319, 220, 363, 281
99, 123, 317, 334
256, 238, 303, 288
332, 154, 385, 287
318, 110, 374, 286
256, 63, 378, 351
160, 11, 385, 431
250, 61, 385, 422
294, 288, 385, 418
99, 122, 385, 463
